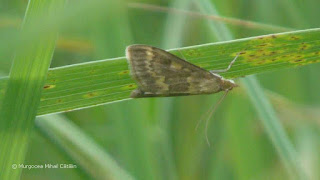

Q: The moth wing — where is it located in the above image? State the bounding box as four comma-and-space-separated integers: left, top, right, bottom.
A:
126, 45, 222, 97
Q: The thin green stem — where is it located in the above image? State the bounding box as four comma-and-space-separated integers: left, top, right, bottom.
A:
197, 0, 307, 179
0, 0, 65, 179
0, 29, 319, 116
36, 115, 135, 180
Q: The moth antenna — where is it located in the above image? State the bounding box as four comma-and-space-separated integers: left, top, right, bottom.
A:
195, 103, 212, 131
195, 97, 218, 131
205, 90, 229, 146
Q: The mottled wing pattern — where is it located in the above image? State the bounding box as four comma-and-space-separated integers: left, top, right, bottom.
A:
126, 45, 223, 98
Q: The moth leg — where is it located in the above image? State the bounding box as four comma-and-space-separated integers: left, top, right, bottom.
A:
130, 89, 145, 98
130, 89, 159, 98
210, 53, 240, 73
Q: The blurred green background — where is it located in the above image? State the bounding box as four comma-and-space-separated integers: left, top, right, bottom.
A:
1, 0, 320, 179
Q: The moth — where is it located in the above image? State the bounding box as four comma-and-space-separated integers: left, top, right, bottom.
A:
126, 44, 239, 98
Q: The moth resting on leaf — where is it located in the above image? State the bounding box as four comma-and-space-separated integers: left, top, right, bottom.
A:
126, 45, 238, 98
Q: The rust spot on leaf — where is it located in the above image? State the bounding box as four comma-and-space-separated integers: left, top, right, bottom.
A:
289, 36, 300, 40
257, 43, 270, 47
85, 92, 98, 98
185, 49, 202, 57
43, 84, 56, 89
119, 70, 129, 75
299, 44, 310, 51
290, 59, 306, 64
121, 84, 137, 90
311, 59, 320, 63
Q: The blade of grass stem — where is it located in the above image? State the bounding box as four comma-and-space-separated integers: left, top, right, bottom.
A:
242, 76, 306, 179
0, 0, 65, 179
129, 2, 292, 33
197, 0, 307, 179
0, 28, 319, 116
36, 115, 134, 180
159, 0, 194, 179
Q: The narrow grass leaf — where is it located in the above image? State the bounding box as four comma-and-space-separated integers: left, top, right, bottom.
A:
160, 0, 193, 179
242, 76, 307, 179
0, 0, 65, 179
36, 115, 135, 180
197, 0, 307, 179
0, 29, 319, 116
129, 2, 292, 32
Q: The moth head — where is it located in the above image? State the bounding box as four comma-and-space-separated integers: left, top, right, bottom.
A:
221, 79, 238, 91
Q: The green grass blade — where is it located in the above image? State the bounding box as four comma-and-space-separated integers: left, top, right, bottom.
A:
0, 29, 319, 116
0, 15, 94, 55
0, 0, 65, 179
196, 0, 233, 41
197, 0, 307, 179
266, 91, 320, 125
197, 1, 264, 179
162, 0, 192, 49
90, 1, 158, 179
36, 115, 135, 180
159, 0, 193, 179
242, 76, 306, 179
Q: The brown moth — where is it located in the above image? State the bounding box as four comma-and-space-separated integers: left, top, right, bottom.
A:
126, 44, 238, 98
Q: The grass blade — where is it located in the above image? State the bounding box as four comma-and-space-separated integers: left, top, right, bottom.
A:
129, 2, 292, 32
242, 76, 306, 179
36, 115, 134, 180
0, 29, 319, 116
0, 0, 65, 179
197, 0, 307, 179
159, 0, 193, 179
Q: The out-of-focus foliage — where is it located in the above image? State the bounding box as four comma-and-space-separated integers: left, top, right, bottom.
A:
0, 0, 319, 179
